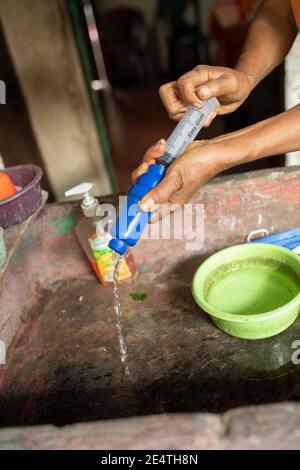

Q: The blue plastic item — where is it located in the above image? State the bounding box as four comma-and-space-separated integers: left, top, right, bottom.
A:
109, 164, 166, 255
248, 227, 300, 252
109, 98, 220, 255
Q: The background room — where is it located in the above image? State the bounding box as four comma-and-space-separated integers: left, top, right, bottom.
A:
1, 0, 299, 197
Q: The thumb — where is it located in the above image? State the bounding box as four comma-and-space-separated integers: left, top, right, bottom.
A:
131, 138, 166, 183
197, 76, 235, 100
143, 138, 166, 163
139, 170, 182, 212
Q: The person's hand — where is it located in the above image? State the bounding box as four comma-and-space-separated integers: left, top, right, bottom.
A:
131, 138, 166, 183
131, 138, 226, 222
159, 65, 254, 125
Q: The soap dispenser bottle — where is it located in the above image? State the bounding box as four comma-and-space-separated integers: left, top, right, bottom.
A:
65, 183, 137, 286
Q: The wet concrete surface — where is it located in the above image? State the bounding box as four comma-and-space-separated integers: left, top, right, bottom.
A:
1, 168, 300, 427
1, 246, 300, 426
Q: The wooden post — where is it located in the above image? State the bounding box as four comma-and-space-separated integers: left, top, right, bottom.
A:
0, 0, 112, 199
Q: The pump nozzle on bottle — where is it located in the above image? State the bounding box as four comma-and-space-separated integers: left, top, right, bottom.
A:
65, 182, 99, 217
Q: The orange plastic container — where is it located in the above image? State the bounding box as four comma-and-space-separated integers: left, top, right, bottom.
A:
0, 165, 43, 228
0, 172, 16, 201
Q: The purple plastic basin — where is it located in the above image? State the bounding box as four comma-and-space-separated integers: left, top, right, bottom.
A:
0, 165, 43, 229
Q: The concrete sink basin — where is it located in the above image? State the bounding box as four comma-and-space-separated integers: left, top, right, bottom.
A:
0, 168, 300, 449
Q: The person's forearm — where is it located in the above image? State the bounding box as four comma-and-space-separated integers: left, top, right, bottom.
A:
211, 104, 300, 169
235, 0, 297, 89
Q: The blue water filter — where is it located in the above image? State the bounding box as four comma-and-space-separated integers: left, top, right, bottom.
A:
109, 163, 166, 255
109, 97, 220, 255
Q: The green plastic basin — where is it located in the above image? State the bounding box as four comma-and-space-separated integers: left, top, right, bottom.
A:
192, 243, 300, 339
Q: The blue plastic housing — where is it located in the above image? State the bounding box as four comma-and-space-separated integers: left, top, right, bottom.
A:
109, 164, 166, 255
248, 227, 300, 251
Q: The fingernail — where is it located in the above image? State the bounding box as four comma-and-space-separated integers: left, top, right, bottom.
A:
200, 87, 210, 97
154, 139, 165, 149
135, 163, 146, 174
192, 101, 202, 108
140, 197, 155, 212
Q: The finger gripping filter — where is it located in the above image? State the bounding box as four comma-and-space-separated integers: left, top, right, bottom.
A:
109, 164, 166, 255
109, 97, 220, 255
